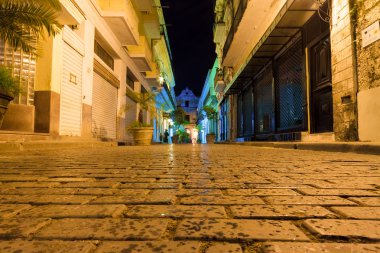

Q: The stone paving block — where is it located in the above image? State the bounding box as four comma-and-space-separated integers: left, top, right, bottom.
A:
303, 219, 380, 240
262, 242, 380, 253
309, 182, 377, 190
0, 195, 96, 205
175, 218, 309, 241
55, 182, 119, 188
119, 183, 180, 189
335, 203, 380, 218
35, 218, 168, 240
184, 183, 246, 189
226, 189, 299, 196
0, 176, 47, 182
264, 196, 357, 206
101, 177, 157, 183
0, 204, 31, 218
95, 241, 201, 253
0, 187, 78, 195
180, 195, 265, 205
91, 195, 175, 205
17, 204, 126, 218
43, 177, 95, 182
230, 205, 336, 219
125, 205, 227, 218
151, 189, 223, 196
298, 188, 378, 196
76, 188, 149, 196
246, 184, 314, 189
0, 182, 60, 188
0, 218, 50, 238
348, 197, 380, 206
0, 240, 96, 253
205, 243, 243, 253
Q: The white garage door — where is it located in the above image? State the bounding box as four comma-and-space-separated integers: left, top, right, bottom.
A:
92, 72, 118, 139
59, 41, 83, 136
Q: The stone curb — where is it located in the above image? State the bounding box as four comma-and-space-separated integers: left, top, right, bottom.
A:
0, 141, 118, 152
216, 142, 380, 155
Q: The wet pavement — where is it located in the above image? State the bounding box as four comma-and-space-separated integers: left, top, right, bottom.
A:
0, 144, 379, 252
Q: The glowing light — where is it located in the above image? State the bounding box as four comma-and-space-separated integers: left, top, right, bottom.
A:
158, 74, 165, 85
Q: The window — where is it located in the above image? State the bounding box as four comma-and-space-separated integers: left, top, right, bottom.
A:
126, 71, 136, 90
94, 41, 114, 70
0, 39, 36, 105
185, 100, 189, 107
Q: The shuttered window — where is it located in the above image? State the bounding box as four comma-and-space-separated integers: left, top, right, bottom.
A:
92, 73, 118, 139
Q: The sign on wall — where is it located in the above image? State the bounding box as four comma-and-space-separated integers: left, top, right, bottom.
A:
362, 20, 380, 48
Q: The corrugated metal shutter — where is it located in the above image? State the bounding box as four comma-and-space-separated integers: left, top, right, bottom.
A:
59, 41, 83, 136
255, 68, 273, 134
92, 72, 118, 139
275, 39, 304, 131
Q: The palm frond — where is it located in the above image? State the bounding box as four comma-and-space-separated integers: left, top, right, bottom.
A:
0, 0, 61, 54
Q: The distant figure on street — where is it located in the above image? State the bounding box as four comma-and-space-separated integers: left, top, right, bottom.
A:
163, 129, 169, 143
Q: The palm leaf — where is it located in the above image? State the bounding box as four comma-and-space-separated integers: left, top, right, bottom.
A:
0, 0, 61, 54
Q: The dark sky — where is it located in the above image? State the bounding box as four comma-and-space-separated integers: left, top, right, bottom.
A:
161, 0, 216, 97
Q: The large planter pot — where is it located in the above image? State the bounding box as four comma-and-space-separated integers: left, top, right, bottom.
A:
0, 93, 14, 129
206, 134, 216, 144
130, 127, 154, 145
172, 134, 179, 144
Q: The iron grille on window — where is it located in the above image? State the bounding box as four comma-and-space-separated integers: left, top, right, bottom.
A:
255, 68, 273, 134
275, 40, 304, 131
0, 39, 36, 105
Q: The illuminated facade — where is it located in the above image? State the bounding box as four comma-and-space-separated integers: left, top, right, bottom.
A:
213, 0, 380, 142
0, 0, 176, 143
176, 88, 199, 142
197, 59, 219, 143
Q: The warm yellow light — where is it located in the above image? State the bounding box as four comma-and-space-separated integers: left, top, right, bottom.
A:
159, 75, 165, 85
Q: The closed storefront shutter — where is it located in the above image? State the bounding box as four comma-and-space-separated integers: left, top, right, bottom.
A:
255, 68, 273, 134
242, 84, 254, 137
59, 41, 83, 136
275, 39, 304, 131
92, 72, 118, 139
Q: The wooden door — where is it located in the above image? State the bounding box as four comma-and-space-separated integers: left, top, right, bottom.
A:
310, 36, 333, 133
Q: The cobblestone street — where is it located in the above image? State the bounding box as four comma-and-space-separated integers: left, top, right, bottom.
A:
0, 144, 379, 252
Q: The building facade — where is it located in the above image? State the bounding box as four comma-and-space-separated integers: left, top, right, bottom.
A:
213, 0, 380, 142
197, 59, 219, 143
0, 0, 176, 143
176, 87, 199, 142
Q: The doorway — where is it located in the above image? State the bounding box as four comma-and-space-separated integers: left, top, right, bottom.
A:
310, 36, 333, 133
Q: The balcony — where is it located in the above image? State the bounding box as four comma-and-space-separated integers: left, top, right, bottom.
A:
58, 0, 85, 25
95, 0, 139, 46
222, 0, 248, 63
131, 0, 153, 12
144, 62, 160, 87
125, 36, 153, 72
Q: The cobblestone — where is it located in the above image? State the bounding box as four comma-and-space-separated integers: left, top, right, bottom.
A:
175, 218, 310, 241
263, 242, 380, 252
230, 205, 336, 219
303, 219, 380, 240
0, 144, 379, 251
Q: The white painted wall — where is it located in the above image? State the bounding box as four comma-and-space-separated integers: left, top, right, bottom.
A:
358, 86, 380, 141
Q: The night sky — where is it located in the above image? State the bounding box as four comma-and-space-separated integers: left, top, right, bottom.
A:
161, 0, 216, 97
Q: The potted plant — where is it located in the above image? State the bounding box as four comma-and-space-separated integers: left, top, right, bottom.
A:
127, 91, 156, 146
203, 105, 218, 144
171, 107, 187, 144
0, 66, 20, 128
